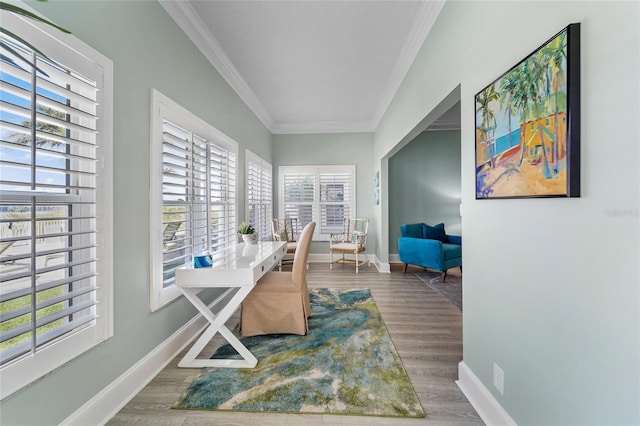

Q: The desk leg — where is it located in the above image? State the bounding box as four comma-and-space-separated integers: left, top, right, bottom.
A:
178, 287, 258, 368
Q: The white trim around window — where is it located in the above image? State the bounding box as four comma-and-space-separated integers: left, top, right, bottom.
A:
0, 2, 113, 399
245, 150, 272, 241
278, 165, 356, 241
149, 90, 238, 311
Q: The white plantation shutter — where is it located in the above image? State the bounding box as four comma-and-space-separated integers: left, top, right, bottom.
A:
282, 171, 315, 231
1, 34, 100, 363
319, 171, 353, 235
246, 151, 272, 240
209, 143, 236, 251
279, 165, 355, 240
0, 9, 113, 398
151, 90, 237, 310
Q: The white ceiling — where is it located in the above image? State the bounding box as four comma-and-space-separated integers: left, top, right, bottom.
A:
159, 1, 446, 134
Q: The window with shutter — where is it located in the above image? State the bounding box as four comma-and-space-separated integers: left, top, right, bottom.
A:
150, 90, 237, 311
245, 151, 272, 240
0, 9, 113, 398
278, 165, 355, 240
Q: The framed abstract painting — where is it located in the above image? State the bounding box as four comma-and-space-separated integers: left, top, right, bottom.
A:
475, 23, 581, 199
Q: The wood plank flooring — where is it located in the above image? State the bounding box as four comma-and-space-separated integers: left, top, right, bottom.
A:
108, 263, 482, 426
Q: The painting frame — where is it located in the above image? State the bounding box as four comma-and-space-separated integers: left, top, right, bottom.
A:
475, 23, 580, 199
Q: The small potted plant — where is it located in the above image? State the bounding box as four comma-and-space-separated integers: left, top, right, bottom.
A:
237, 221, 258, 244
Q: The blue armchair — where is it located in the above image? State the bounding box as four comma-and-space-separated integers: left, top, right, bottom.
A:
398, 223, 462, 282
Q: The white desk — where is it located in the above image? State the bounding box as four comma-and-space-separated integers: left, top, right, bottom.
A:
175, 241, 286, 368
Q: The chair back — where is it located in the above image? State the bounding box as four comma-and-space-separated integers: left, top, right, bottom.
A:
345, 218, 368, 247
271, 218, 299, 242
291, 221, 315, 286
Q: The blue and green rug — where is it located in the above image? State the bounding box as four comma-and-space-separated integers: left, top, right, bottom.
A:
173, 288, 425, 418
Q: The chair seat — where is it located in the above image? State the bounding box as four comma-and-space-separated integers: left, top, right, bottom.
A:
286, 241, 297, 253
330, 242, 365, 252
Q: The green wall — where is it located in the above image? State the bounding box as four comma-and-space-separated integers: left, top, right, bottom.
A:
0, 1, 271, 425
375, 1, 639, 424
272, 133, 375, 255
388, 130, 461, 254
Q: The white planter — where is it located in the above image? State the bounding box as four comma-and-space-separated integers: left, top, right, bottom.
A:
242, 233, 258, 245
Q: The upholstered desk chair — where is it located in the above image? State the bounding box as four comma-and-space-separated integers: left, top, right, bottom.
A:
329, 217, 370, 273
271, 218, 299, 271
240, 221, 316, 337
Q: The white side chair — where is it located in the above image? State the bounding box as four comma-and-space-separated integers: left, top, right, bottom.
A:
329, 217, 370, 274
271, 218, 299, 271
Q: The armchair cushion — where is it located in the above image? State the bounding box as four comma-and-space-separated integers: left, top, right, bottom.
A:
400, 223, 423, 238
422, 223, 447, 242
447, 235, 462, 245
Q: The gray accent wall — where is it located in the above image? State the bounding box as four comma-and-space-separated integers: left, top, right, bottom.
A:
388, 130, 461, 254
1, 2, 271, 425
374, 1, 639, 425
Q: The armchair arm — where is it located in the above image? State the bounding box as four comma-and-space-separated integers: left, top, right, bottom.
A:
447, 235, 462, 245
352, 230, 367, 247
398, 237, 444, 270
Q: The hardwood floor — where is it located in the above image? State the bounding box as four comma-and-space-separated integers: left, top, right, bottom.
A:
108, 263, 482, 425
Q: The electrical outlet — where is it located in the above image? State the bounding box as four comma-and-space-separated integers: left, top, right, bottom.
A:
493, 363, 504, 395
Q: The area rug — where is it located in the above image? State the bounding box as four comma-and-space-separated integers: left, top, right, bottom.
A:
173, 288, 425, 418
414, 271, 462, 311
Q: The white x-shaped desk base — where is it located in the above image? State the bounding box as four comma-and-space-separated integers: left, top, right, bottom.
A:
178, 286, 257, 368
175, 241, 286, 368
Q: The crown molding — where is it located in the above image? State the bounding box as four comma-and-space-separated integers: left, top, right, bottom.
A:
370, 0, 446, 131
158, 0, 275, 130
271, 120, 376, 135
160, 0, 445, 135
424, 118, 461, 131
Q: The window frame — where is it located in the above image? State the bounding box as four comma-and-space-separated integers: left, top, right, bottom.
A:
278, 165, 356, 241
149, 89, 238, 311
245, 150, 272, 241
0, 6, 113, 399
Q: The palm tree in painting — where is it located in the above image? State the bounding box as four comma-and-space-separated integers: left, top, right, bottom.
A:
522, 54, 553, 179
543, 32, 567, 174
499, 69, 521, 153
513, 66, 532, 168
476, 83, 499, 168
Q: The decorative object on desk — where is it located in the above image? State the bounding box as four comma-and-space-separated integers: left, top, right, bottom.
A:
414, 270, 462, 311
193, 253, 212, 268
237, 221, 258, 244
475, 23, 580, 199
173, 288, 424, 418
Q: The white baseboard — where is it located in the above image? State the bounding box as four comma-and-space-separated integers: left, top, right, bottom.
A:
456, 361, 517, 426
373, 256, 390, 273
308, 254, 390, 273
308, 253, 379, 269
61, 308, 211, 426
389, 253, 401, 263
